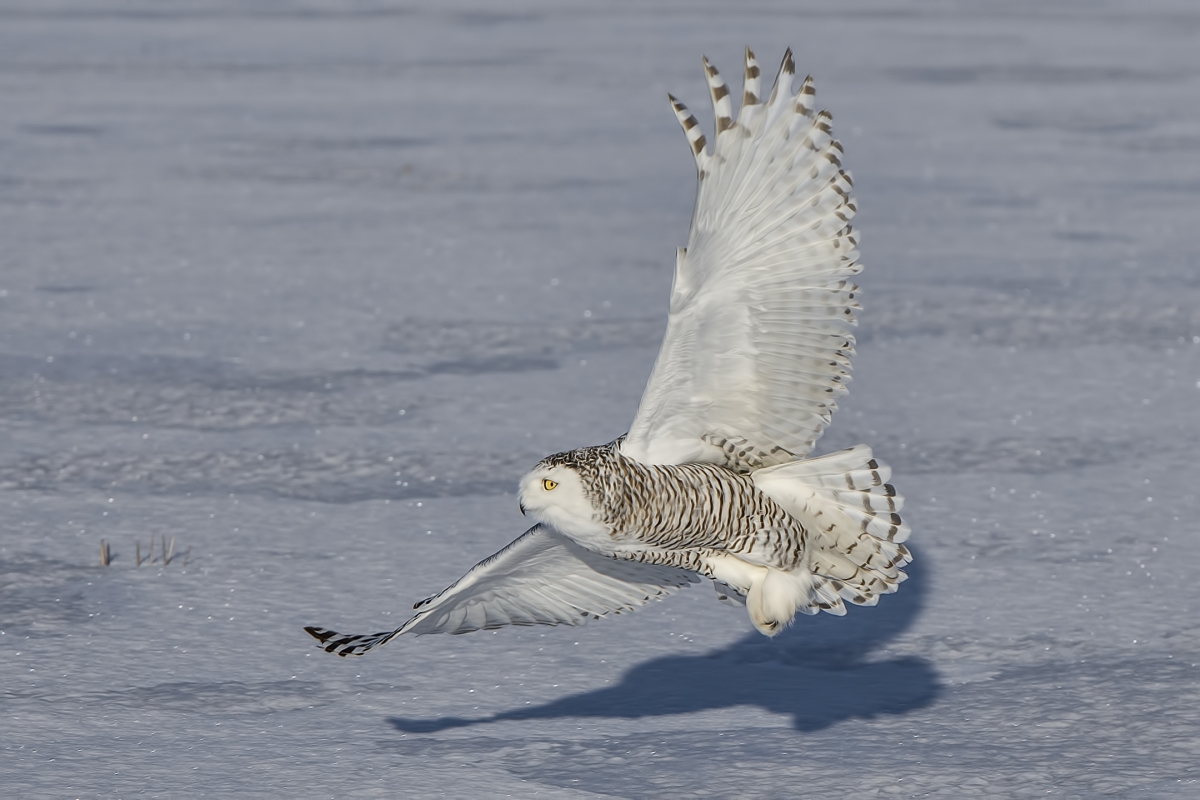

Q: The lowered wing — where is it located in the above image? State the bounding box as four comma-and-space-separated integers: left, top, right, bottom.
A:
305, 524, 698, 657
622, 48, 862, 470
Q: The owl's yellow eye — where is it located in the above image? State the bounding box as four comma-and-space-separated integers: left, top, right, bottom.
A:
542, 479, 558, 491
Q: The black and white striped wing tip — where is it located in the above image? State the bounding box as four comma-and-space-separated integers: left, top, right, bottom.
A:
303, 525, 699, 658
304, 625, 395, 658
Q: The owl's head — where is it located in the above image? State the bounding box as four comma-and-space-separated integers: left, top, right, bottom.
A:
517, 459, 606, 540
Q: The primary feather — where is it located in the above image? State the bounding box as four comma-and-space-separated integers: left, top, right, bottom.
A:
306, 48, 909, 655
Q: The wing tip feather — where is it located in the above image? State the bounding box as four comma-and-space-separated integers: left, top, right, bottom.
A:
702, 55, 733, 135
668, 93, 707, 159
304, 625, 335, 644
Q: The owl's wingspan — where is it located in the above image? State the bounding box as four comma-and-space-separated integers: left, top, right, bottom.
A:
305, 524, 698, 656
622, 49, 861, 470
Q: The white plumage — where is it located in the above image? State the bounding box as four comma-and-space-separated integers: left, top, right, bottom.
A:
306, 48, 910, 657
624, 50, 858, 468
307, 525, 700, 656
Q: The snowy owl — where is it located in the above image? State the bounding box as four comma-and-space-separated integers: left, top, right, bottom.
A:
306, 48, 910, 657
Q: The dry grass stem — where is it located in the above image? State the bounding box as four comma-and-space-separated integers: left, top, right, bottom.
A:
132, 536, 186, 568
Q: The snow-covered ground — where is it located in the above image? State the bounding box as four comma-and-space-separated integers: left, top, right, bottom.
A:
3, 1, 1199, 796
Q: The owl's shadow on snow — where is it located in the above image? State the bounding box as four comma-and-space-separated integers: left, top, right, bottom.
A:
388, 555, 939, 734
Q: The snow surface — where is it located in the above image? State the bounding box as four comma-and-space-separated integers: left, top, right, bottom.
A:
2, 1, 1200, 797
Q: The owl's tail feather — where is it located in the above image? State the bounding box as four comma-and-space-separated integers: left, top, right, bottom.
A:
752, 445, 910, 615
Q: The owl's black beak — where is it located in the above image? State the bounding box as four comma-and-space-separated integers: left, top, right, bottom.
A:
519, 502, 526, 517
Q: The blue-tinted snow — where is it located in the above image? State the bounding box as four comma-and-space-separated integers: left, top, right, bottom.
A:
2, 1, 1199, 797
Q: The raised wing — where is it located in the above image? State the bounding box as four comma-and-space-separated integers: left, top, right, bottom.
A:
305, 524, 698, 657
622, 48, 861, 470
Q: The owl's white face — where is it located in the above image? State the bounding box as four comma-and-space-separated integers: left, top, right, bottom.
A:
517, 463, 608, 543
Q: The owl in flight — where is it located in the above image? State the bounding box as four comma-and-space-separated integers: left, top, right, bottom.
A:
306, 48, 910, 657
